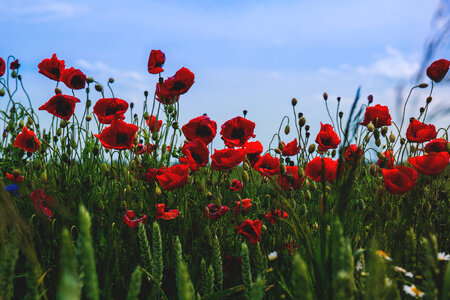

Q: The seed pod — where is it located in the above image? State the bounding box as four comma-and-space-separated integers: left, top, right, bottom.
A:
380, 126, 388, 137
86, 99, 92, 108
152, 132, 159, 141
310, 181, 317, 191
400, 138, 405, 145
167, 106, 174, 113
56, 128, 62, 136
60, 120, 68, 128
426, 96, 432, 104
308, 144, 316, 154
410, 145, 416, 153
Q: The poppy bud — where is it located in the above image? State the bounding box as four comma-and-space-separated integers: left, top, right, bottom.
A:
27, 117, 34, 125
155, 186, 162, 197
304, 190, 311, 201
143, 112, 149, 120
275, 148, 282, 155
86, 114, 92, 122
172, 122, 178, 129
284, 125, 290, 135
53, 136, 58, 142
377, 151, 385, 160
161, 144, 167, 154
310, 181, 317, 191
144, 90, 149, 97
40, 171, 48, 184
418, 83, 428, 88
86, 100, 91, 108
167, 106, 174, 113
298, 112, 303, 118
243, 170, 249, 183
446, 142, 450, 153
305, 132, 310, 138
375, 139, 381, 147
426, 96, 432, 104
108, 77, 114, 83
299, 117, 306, 127
93, 145, 99, 156
10, 71, 17, 79
298, 167, 304, 177
60, 120, 68, 128
380, 126, 388, 136
0, 88, 5, 97
339, 111, 343, 118
278, 141, 284, 150
308, 144, 316, 153
95, 84, 103, 92
374, 128, 380, 139
410, 145, 416, 153
337, 96, 341, 102
55, 87, 62, 94
291, 97, 298, 106
400, 138, 405, 145
152, 132, 159, 141
305, 125, 310, 131
325, 186, 331, 194
367, 122, 374, 132
389, 132, 395, 143
56, 128, 62, 136
86, 76, 94, 83
323, 92, 328, 100
19, 120, 24, 128
243, 162, 250, 171
368, 95, 373, 103
100, 163, 109, 175
280, 164, 286, 175
243, 110, 248, 117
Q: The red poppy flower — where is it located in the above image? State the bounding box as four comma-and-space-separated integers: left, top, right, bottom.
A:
282, 138, 300, 156
156, 164, 189, 191
123, 210, 148, 228
381, 166, 418, 194
426, 59, 450, 83
221, 116, 256, 148
10, 59, 20, 70
235, 219, 261, 244
204, 203, 230, 220
408, 152, 449, 176
179, 139, 209, 171
344, 144, 364, 164
283, 241, 298, 255
244, 140, 263, 165
148, 50, 165, 74
93, 98, 128, 124
155, 203, 179, 220
146, 115, 163, 133
0, 57, 5, 77
424, 139, 448, 153
360, 104, 392, 128
61, 67, 86, 90
39, 94, 80, 121
182, 115, 217, 145
315, 123, 341, 151
94, 118, 138, 150
253, 153, 280, 177
230, 179, 243, 191
211, 148, 246, 171
305, 156, 338, 182
235, 198, 252, 217
264, 209, 288, 224
31, 189, 54, 220
14, 126, 40, 153
377, 150, 395, 169
156, 67, 195, 104
6, 172, 23, 183
277, 165, 304, 190
406, 119, 437, 143
38, 54, 65, 81
144, 167, 165, 183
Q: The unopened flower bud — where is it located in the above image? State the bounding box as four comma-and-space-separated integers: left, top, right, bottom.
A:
95, 84, 103, 92
368, 95, 373, 103
325, 186, 331, 194
400, 138, 405, 145
377, 152, 385, 160
86, 99, 91, 108
242, 170, 249, 183
367, 122, 374, 132
280, 164, 286, 175
144, 90, 149, 97
243, 162, 250, 172
275, 148, 282, 155
11, 70, 17, 78
40, 171, 48, 184
375, 139, 381, 147
323, 92, 328, 100
419, 107, 425, 114
152, 132, 159, 141
308, 144, 316, 153
381, 126, 388, 136
331, 149, 336, 157
305, 125, 310, 131
291, 97, 298, 106
339, 111, 343, 118
155, 186, 162, 197
243, 110, 248, 117
161, 143, 167, 154
299, 117, 306, 127
143, 112, 149, 120
389, 132, 396, 143
86, 76, 94, 83
27, 117, 34, 125
426, 96, 432, 104
284, 125, 290, 135
298, 167, 304, 177
298, 112, 303, 118
86, 114, 92, 122
60, 120, 68, 128
306, 132, 310, 138
278, 141, 284, 150
108, 77, 114, 83
305, 190, 311, 201
19, 120, 24, 128
56, 128, 62, 136
0, 88, 5, 97
410, 145, 416, 153
172, 122, 179, 129
262, 224, 267, 231
446, 142, 450, 153
55, 87, 62, 94
130, 102, 134, 109
374, 128, 380, 140
337, 96, 341, 102
418, 83, 428, 88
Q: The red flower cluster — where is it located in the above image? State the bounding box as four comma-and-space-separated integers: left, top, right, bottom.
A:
156, 164, 189, 191
38, 54, 65, 81
0, 57, 5, 77
305, 157, 338, 182
377, 150, 395, 169
95, 119, 138, 150
148, 50, 165, 74
14, 127, 40, 153
211, 148, 246, 171
146, 115, 163, 133
315, 123, 340, 151
61, 67, 86, 90
264, 210, 288, 224
182, 115, 217, 145
123, 210, 147, 228
230, 179, 243, 192
235, 198, 252, 217
244, 140, 263, 165
204, 203, 230, 220
406, 119, 437, 143
39, 94, 80, 121
344, 144, 363, 164
144, 167, 164, 183
156, 67, 195, 104
282, 138, 300, 156
408, 152, 449, 176
155, 203, 179, 220
93, 98, 129, 124
277, 165, 304, 190
221, 116, 256, 148
424, 139, 447, 153
6, 172, 23, 183
381, 166, 418, 194
179, 139, 209, 171
31, 189, 54, 220
235, 219, 261, 244
360, 104, 392, 128
253, 153, 280, 177
10, 59, 20, 70
426, 59, 450, 83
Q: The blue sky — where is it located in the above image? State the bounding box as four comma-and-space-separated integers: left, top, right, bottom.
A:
1, 0, 449, 150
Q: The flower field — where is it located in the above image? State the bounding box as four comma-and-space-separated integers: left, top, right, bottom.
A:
0, 52, 449, 299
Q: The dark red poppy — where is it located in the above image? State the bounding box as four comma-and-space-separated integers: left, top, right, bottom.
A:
155, 203, 179, 220
31, 189, 54, 220
426, 59, 450, 83
156, 164, 189, 191
6, 172, 23, 183
179, 139, 209, 171
235, 219, 261, 244
211, 148, 246, 171
0, 57, 5, 77
277, 166, 304, 190
408, 152, 449, 176
344, 144, 364, 164
14, 126, 40, 153
282, 138, 300, 156
381, 166, 418, 194
123, 210, 148, 228
283, 241, 298, 255
406, 119, 437, 143
229, 179, 243, 191
204, 203, 230, 220
156, 67, 195, 104
10, 59, 20, 70
377, 150, 395, 169
244, 140, 263, 165
94, 118, 138, 150
221, 116, 256, 148
39, 94, 80, 121
235, 198, 252, 217
93, 98, 128, 124
264, 209, 288, 224
424, 139, 448, 153
38, 54, 65, 81
146, 115, 163, 133
360, 104, 392, 128
315, 123, 341, 151
144, 167, 165, 183
61, 67, 86, 90
148, 50, 166, 74
253, 153, 280, 177
305, 156, 338, 182
182, 115, 217, 145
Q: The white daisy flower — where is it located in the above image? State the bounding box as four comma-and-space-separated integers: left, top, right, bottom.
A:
438, 252, 450, 261
403, 285, 424, 297
268, 251, 278, 261
356, 261, 363, 271
394, 266, 414, 278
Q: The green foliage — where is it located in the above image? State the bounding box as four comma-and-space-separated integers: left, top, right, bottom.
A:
291, 253, 313, 300
138, 223, 152, 273
0, 228, 20, 300
242, 242, 253, 300
212, 234, 223, 290
126, 266, 143, 300
250, 275, 265, 300
57, 228, 80, 300
152, 221, 163, 291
